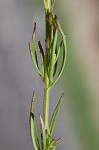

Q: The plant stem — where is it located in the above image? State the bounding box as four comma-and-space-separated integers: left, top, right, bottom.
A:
43, 19, 49, 129
43, 7, 51, 129
29, 1, 67, 149
46, 0, 51, 10
43, 73, 50, 129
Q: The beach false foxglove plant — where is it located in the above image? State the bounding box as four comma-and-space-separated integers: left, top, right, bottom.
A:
29, 0, 67, 149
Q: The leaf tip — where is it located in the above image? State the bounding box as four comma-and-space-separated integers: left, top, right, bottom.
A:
32, 22, 36, 39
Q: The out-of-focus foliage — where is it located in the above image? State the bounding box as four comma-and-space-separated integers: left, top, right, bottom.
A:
56, 1, 99, 149
63, 40, 99, 150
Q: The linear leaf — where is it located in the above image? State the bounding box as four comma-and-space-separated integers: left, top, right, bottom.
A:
51, 25, 54, 43
49, 93, 64, 135
40, 115, 46, 150
51, 146, 57, 150
46, 139, 55, 150
30, 92, 40, 150
30, 113, 40, 150
52, 138, 60, 148
29, 23, 43, 78
49, 28, 58, 86
38, 41, 45, 77
51, 0, 55, 10
46, 129, 52, 147
54, 40, 62, 65
30, 91, 35, 114
46, 138, 60, 150
53, 40, 63, 77
53, 45, 58, 76
34, 118, 40, 150
52, 17, 67, 88
42, 0, 47, 9
51, 0, 56, 11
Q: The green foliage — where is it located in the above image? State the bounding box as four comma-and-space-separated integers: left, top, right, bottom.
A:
30, 92, 40, 150
64, 39, 99, 150
29, 23, 44, 80
40, 115, 47, 150
49, 93, 64, 135
29, 0, 67, 149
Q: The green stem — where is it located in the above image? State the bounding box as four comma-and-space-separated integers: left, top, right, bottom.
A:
46, 0, 51, 11
43, 73, 50, 129
43, 10, 51, 129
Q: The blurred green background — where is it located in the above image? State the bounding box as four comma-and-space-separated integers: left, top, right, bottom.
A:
0, 0, 99, 150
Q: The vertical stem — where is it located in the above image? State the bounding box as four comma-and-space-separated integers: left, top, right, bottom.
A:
43, 73, 50, 129
43, 2, 51, 128
46, 0, 51, 10
43, 0, 55, 128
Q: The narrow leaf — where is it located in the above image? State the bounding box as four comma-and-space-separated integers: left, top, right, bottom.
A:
46, 129, 52, 146
38, 41, 44, 59
54, 40, 63, 65
34, 118, 40, 150
49, 93, 64, 135
46, 139, 55, 150
53, 45, 58, 76
49, 28, 58, 86
46, 138, 60, 150
53, 40, 63, 77
51, 0, 56, 11
42, 0, 47, 10
29, 23, 43, 78
40, 115, 46, 150
30, 114, 40, 150
51, 146, 57, 150
38, 41, 45, 76
29, 92, 40, 150
41, 132, 43, 150
51, 25, 54, 43
52, 138, 60, 148
30, 91, 35, 114
52, 17, 67, 87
